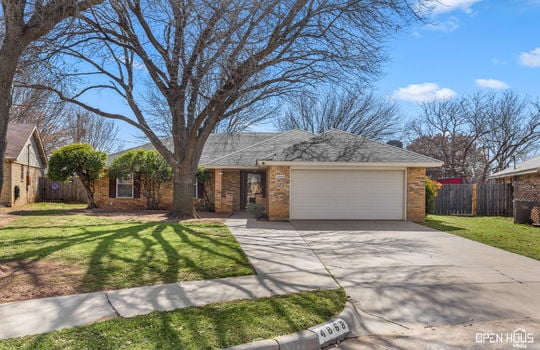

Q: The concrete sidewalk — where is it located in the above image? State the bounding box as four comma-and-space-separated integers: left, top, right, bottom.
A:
0, 215, 339, 340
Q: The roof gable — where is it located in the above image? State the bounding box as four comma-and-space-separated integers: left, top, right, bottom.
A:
5, 123, 47, 167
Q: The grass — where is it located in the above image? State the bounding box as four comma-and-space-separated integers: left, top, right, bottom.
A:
10, 202, 88, 213
0, 289, 346, 350
424, 215, 540, 260
0, 204, 254, 297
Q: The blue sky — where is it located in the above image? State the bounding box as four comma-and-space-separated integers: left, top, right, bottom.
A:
112, 0, 540, 148
378, 0, 540, 118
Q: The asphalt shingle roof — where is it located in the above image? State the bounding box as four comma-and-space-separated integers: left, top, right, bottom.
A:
5, 123, 37, 159
206, 130, 313, 166
108, 132, 279, 165
489, 155, 540, 178
109, 129, 442, 167
263, 129, 442, 164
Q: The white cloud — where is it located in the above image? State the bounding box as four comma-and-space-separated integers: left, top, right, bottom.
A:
491, 57, 506, 65
393, 83, 457, 103
519, 48, 540, 67
475, 78, 509, 89
424, 17, 460, 32
432, 0, 481, 14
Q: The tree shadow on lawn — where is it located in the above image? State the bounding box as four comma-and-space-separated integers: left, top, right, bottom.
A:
79, 222, 254, 293
172, 225, 252, 269
422, 218, 463, 232
1, 221, 253, 302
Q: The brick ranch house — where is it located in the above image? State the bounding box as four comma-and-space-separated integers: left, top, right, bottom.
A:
0, 123, 47, 207
95, 129, 442, 222
489, 154, 540, 223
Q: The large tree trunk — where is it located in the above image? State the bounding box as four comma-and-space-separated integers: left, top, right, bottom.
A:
0, 86, 12, 201
169, 163, 195, 218
80, 179, 97, 209
0, 46, 24, 199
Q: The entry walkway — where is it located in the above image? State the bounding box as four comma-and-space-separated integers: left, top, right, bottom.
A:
225, 214, 329, 274
0, 214, 339, 340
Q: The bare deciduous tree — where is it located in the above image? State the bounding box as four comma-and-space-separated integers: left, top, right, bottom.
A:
477, 92, 540, 182
409, 92, 540, 182
407, 96, 486, 180
0, 0, 103, 194
407, 133, 485, 179
10, 64, 120, 154
64, 109, 121, 153
39, 0, 423, 217
276, 88, 403, 141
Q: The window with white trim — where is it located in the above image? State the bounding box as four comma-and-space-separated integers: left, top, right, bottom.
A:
193, 177, 198, 198
117, 175, 134, 198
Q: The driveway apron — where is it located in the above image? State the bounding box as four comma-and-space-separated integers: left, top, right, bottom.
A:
291, 220, 540, 338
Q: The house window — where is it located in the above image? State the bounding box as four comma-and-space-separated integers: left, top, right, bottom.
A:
193, 177, 198, 199
116, 175, 134, 198
20, 164, 24, 182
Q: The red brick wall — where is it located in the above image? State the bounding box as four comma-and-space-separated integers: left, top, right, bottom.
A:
94, 172, 174, 210
214, 170, 240, 214
513, 173, 540, 201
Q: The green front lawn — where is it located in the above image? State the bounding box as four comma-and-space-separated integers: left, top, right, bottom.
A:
424, 215, 540, 260
0, 205, 254, 302
0, 289, 346, 350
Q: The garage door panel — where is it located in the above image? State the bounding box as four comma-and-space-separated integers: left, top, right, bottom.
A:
291, 169, 404, 220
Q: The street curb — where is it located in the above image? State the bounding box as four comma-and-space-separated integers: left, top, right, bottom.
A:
224, 300, 362, 350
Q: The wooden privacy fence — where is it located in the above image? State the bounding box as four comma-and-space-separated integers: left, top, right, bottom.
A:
432, 183, 513, 216
39, 177, 87, 203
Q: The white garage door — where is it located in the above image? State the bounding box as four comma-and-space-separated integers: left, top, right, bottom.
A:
290, 169, 405, 220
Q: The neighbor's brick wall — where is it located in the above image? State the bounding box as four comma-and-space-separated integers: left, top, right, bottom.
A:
267, 166, 290, 221
7, 163, 42, 207
214, 170, 240, 214
407, 167, 426, 223
513, 173, 540, 201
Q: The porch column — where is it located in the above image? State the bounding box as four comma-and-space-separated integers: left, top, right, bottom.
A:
214, 169, 224, 213
407, 167, 426, 223
267, 166, 290, 221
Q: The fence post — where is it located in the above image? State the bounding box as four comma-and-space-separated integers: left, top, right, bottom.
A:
472, 183, 478, 216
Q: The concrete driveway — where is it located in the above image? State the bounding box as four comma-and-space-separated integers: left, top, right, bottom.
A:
289, 220, 540, 348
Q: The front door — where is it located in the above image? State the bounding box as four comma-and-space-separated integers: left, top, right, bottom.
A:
240, 171, 266, 209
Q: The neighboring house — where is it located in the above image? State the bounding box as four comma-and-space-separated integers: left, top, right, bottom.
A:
0, 123, 47, 207
489, 155, 540, 201
96, 129, 442, 222
489, 155, 540, 223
